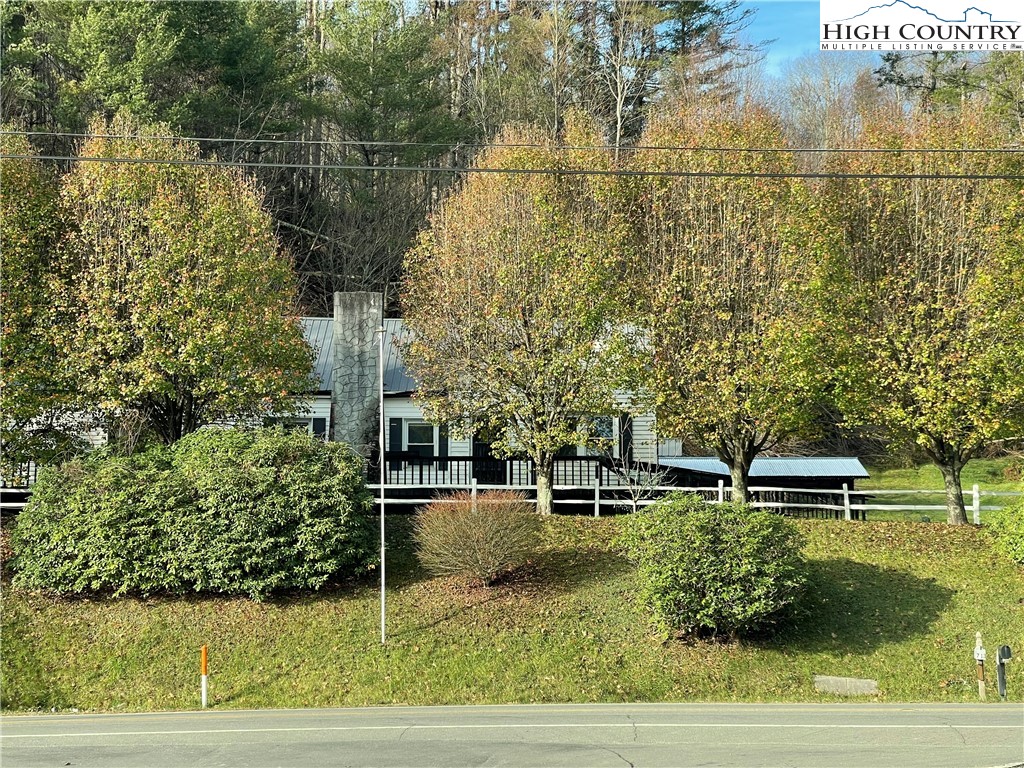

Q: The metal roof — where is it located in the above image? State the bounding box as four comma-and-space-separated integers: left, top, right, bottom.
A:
301, 316, 415, 396
658, 456, 870, 479
383, 319, 416, 394
300, 317, 333, 392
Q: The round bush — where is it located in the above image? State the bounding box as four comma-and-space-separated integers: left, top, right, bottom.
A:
169, 427, 377, 597
12, 428, 377, 599
414, 490, 541, 586
12, 448, 189, 596
618, 493, 807, 638
988, 499, 1024, 565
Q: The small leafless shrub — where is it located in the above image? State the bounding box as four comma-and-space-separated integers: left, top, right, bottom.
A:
413, 490, 541, 586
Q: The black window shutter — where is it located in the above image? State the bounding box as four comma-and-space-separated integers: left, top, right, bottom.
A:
437, 425, 449, 472
388, 418, 402, 471
619, 414, 634, 464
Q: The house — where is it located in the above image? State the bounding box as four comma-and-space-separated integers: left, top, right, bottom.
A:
1, 290, 869, 517
294, 293, 650, 478
295, 292, 869, 515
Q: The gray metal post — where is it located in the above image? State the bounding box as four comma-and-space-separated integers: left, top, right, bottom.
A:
378, 325, 386, 646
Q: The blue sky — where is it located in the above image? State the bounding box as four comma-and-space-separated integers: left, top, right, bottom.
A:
740, 1, 825, 75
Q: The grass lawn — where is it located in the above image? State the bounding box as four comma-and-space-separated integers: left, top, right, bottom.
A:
861, 458, 1022, 522
3, 515, 1023, 712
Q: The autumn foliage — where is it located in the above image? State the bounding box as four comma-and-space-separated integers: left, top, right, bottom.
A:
402, 120, 628, 515
0, 133, 80, 465
630, 101, 835, 501
822, 110, 1024, 523
52, 121, 313, 444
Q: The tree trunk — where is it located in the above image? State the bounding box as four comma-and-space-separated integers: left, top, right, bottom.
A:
718, 433, 756, 504
938, 461, 969, 525
535, 455, 555, 516
729, 460, 751, 504
924, 435, 972, 525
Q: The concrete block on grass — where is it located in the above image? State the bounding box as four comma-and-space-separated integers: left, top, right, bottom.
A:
814, 675, 879, 696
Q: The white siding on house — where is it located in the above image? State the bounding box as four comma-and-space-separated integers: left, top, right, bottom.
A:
82, 426, 107, 449
382, 396, 470, 456
383, 397, 424, 426
199, 394, 333, 438
292, 395, 331, 423
450, 435, 472, 457
657, 437, 684, 458
273, 394, 332, 438
632, 414, 660, 463
380, 394, 669, 464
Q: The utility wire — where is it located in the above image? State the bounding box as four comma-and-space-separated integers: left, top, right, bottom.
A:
1, 152, 1021, 180
3, 129, 1023, 155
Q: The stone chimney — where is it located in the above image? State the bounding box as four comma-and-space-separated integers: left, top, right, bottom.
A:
331, 291, 382, 456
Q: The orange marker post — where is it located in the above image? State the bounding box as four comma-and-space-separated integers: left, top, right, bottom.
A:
201, 645, 209, 708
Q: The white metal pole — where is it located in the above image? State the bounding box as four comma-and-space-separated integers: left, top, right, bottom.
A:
976, 631, 986, 701
378, 324, 386, 645
972, 484, 981, 525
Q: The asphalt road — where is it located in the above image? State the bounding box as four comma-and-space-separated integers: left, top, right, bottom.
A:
2, 703, 1022, 768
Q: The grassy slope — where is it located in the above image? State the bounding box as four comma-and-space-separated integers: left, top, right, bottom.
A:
3, 516, 1023, 712
863, 458, 1020, 493
861, 458, 1022, 522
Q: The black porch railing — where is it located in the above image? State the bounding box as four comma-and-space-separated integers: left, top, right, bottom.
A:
1, 461, 37, 488
370, 453, 654, 487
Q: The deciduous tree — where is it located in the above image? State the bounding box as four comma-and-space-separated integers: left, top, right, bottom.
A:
402, 122, 626, 515
0, 131, 80, 465
53, 122, 314, 444
822, 111, 1024, 524
633, 100, 832, 501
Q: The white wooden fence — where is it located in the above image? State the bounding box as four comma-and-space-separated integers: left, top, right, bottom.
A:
368, 478, 1023, 523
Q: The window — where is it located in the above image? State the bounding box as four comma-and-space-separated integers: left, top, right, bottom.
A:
265, 417, 313, 435
406, 422, 435, 459
263, 417, 328, 440
557, 416, 616, 458
592, 416, 614, 452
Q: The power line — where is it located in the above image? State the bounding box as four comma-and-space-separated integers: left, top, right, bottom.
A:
2, 152, 1021, 180
3, 129, 1023, 155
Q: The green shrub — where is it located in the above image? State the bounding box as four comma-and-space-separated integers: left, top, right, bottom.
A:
169, 428, 377, 597
12, 448, 189, 596
618, 493, 807, 638
414, 490, 541, 586
988, 499, 1024, 565
12, 428, 377, 599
